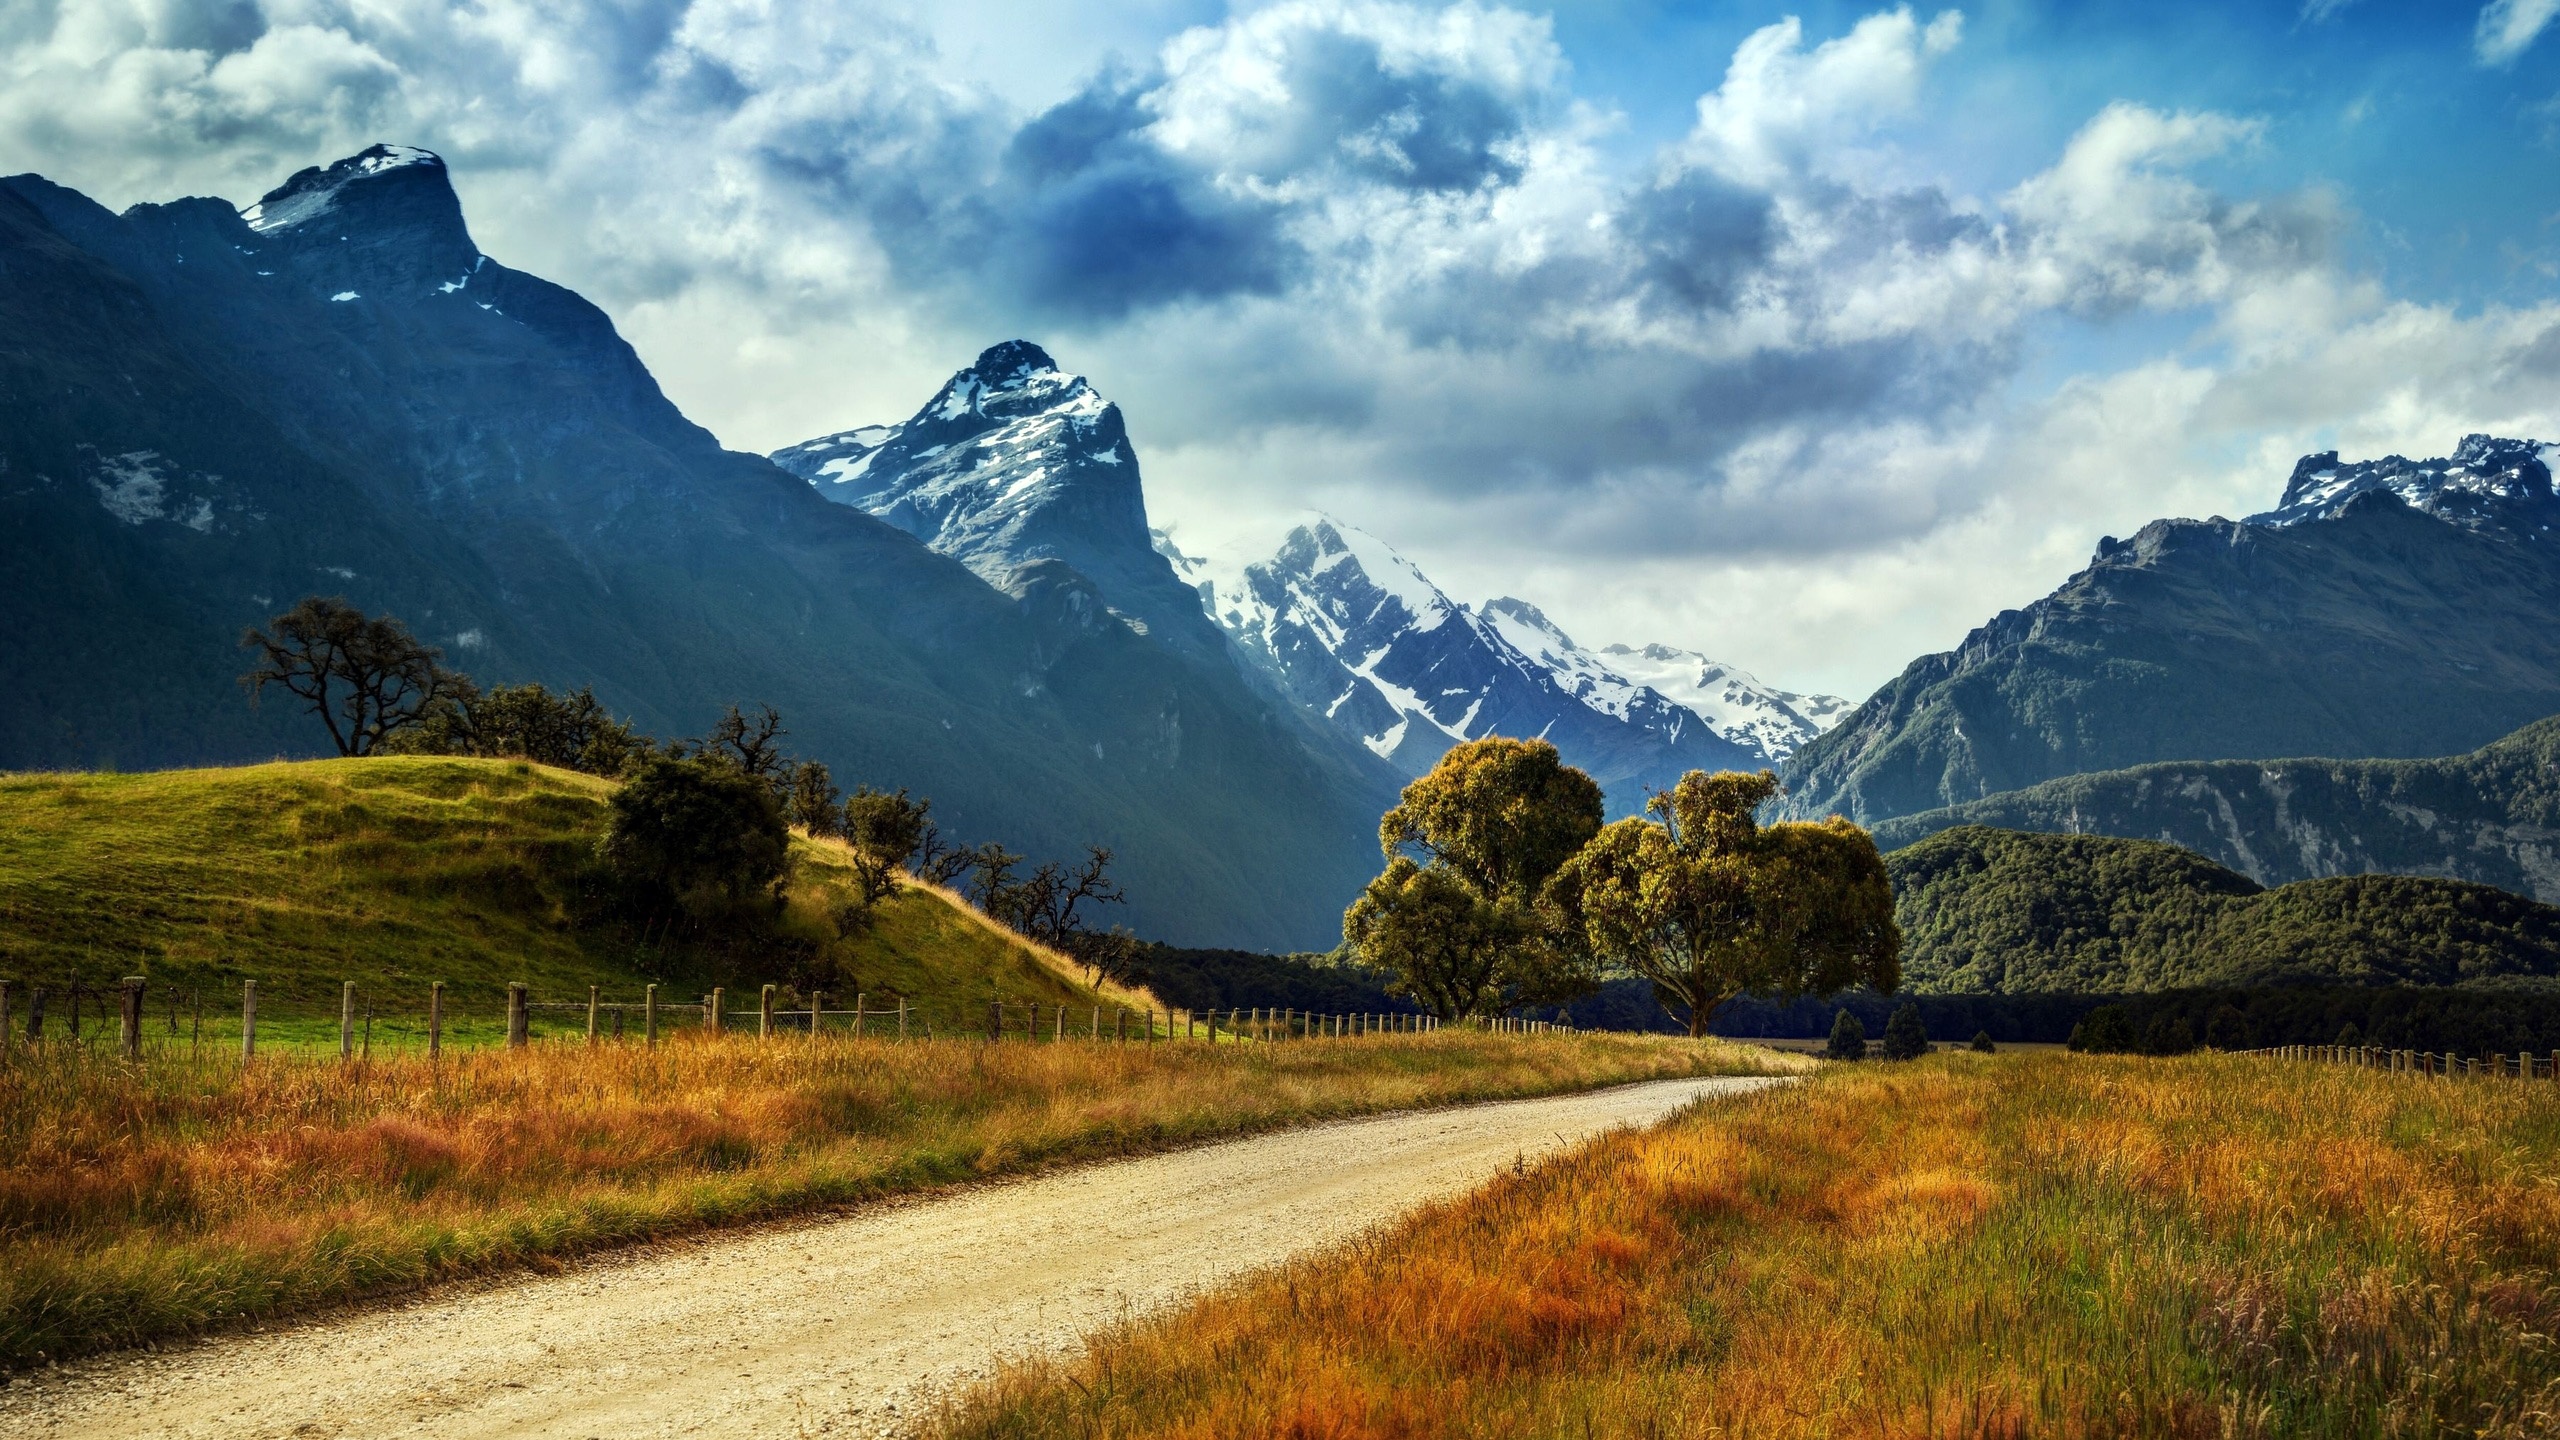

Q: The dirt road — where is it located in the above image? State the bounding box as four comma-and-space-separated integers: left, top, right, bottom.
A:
3, 1075, 1779, 1438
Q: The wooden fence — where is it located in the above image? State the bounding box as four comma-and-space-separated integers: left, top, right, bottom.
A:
2256, 1043, 2560, 1079
0, 976, 1574, 1063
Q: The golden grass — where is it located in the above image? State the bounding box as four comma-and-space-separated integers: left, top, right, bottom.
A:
936, 1052, 2560, 1439
0, 1028, 1785, 1369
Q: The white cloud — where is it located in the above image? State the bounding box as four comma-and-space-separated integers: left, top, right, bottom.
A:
1684, 6, 1961, 188
2478, 0, 2560, 64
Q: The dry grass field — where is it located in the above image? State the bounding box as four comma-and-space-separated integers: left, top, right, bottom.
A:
0, 1027, 1788, 1370
936, 1051, 2560, 1439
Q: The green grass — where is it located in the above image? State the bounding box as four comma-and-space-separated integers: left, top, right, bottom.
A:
0, 756, 1116, 1040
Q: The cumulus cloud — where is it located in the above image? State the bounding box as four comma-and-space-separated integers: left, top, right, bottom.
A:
0, 0, 2551, 697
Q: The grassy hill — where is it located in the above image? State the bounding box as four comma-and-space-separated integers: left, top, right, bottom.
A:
0, 756, 1125, 1039
1869, 713, 2560, 902
1888, 824, 2560, 992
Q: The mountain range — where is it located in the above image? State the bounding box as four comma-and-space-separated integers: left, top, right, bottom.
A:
1781, 433, 2560, 827
772, 349, 1845, 812
0, 146, 1392, 949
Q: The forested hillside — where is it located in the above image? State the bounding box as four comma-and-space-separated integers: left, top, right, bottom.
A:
1871, 714, 2560, 901
1887, 825, 2560, 992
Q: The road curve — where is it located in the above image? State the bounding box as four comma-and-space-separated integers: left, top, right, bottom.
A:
3, 1075, 1781, 1439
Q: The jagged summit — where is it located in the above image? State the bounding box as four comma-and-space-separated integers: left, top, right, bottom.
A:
233, 143, 479, 299
2255, 433, 2559, 532
773, 343, 1219, 657
1160, 514, 1835, 800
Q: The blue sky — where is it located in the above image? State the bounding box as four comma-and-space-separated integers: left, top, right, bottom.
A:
4, 0, 2556, 696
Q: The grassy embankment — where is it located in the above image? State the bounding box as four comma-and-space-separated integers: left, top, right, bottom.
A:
0, 1029, 1786, 1369
0, 756, 1141, 1047
940, 1052, 2560, 1438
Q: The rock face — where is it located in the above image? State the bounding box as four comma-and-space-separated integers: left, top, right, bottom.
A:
771, 342, 1224, 660
1159, 516, 1839, 810
0, 147, 1388, 949
1781, 436, 2560, 826
1871, 715, 2560, 905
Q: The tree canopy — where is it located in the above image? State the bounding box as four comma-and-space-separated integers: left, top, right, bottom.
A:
1552, 769, 1900, 1035
1345, 737, 1605, 1019
240, 597, 467, 756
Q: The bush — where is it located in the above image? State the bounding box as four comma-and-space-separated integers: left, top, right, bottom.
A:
2336, 1021, 2364, 1047
2071, 1004, 2139, 1054
602, 757, 789, 916
1880, 1002, 1929, 1060
2205, 1004, 2251, 1051
1970, 1030, 1996, 1053
1825, 1009, 1867, 1061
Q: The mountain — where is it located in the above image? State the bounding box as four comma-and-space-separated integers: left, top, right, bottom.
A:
1156, 517, 1838, 808
1781, 434, 2560, 825
0, 145, 1386, 949
1870, 713, 2560, 903
1888, 825, 2560, 993
769, 341, 1227, 661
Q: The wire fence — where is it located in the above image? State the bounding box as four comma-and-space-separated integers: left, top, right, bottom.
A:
0, 976, 1574, 1066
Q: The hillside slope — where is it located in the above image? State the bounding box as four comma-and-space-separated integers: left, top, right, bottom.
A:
1870, 714, 2560, 901
0, 757, 1117, 1028
1887, 825, 2560, 993
0, 148, 1382, 949
1782, 436, 2560, 825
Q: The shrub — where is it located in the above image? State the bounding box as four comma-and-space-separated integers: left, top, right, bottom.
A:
2143, 1014, 2195, 1055
2336, 1021, 2364, 1047
2206, 1004, 2251, 1051
2071, 1004, 2138, 1054
1970, 1030, 1996, 1053
602, 756, 789, 916
1880, 1002, 1929, 1060
1825, 1008, 1867, 1061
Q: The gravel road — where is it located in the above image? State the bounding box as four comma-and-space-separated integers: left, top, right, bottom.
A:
3, 1075, 1780, 1439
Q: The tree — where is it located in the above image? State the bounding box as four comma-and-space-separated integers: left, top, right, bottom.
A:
2145, 1014, 2196, 1055
2206, 1004, 2251, 1051
843, 787, 931, 904
1345, 737, 1605, 1019
389, 681, 649, 776
967, 843, 1026, 918
2335, 1020, 2364, 1047
1826, 1009, 1867, 1061
2071, 1004, 2138, 1054
1970, 1030, 1997, 1054
1551, 769, 1900, 1037
698, 703, 789, 782
1008, 849, 1137, 986
785, 761, 842, 837
240, 597, 467, 756
1880, 1002, 1930, 1060
602, 756, 790, 915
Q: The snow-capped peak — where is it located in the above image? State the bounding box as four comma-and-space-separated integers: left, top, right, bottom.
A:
241, 144, 450, 234
2254, 433, 2558, 533
1595, 642, 1850, 764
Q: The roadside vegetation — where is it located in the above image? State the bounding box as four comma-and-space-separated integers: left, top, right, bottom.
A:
0, 1028, 1787, 1369
938, 1051, 2560, 1438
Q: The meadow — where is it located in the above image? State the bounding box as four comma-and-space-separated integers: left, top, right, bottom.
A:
0, 1027, 1785, 1370
937, 1051, 2560, 1439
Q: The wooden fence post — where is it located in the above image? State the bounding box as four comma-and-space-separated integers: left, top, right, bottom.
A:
760, 984, 776, 1039
507, 983, 528, 1048
428, 981, 443, 1059
709, 987, 724, 1035
899, 998, 909, 1042
120, 976, 144, 1060
588, 986, 601, 1044
241, 980, 256, 1061
988, 999, 1002, 1043
809, 990, 823, 1038
0, 978, 12, 1057
1091, 1004, 1100, 1040
1029, 1002, 1040, 1043
1115, 1007, 1127, 1041
854, 992, 865, 1040
1055, 1003, 1065, 1042
340, 981, 357, 1059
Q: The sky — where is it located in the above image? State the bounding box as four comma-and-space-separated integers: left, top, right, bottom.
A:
5, 0, 2558, 699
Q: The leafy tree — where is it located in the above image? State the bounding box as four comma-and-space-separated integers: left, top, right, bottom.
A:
240, 597, 468, 756
785, 761, 842, 837
2144, 1014, 2195, 1055
1826, 1009, 1867, 1061
968, 842, 1026, 918
602, 756, 789, 916
1346, 737, 1605, 1019
1970, 1029, 1997, 1053
1553, 770, 1900, 1036
2205, 1004, 2251, 1050
390, 681, 650, 776
2335, 1021, 2364, 1047
843, 787, 931, 904
1880, 1002, 1930, 1060
2071, 1004, 2139, 1054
